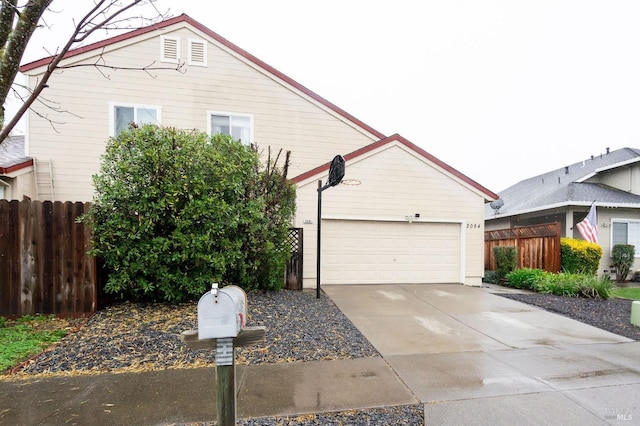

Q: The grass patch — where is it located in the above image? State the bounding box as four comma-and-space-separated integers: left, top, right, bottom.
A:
0, 315, 70, 372
612, 287, 640, 300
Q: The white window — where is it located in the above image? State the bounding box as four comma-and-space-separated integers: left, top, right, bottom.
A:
188, 39, 207, 67
208, 112, 253, 145
611, 219, 640, 256
161, 36, 180, 63
0, 183, 5, 199
110, 103, 161, 136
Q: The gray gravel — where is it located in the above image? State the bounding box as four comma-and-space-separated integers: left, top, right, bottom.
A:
500, 292, 639, 341
11, 290, 422, 425
14, 290, 379, 375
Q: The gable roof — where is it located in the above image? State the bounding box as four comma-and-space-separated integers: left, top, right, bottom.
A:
293, 133, 499, 201
486, 147, 640, 218
20, 14, 386, 141
0, 135, 32, 174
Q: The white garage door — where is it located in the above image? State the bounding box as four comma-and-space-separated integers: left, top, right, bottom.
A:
322, 220, 462, 285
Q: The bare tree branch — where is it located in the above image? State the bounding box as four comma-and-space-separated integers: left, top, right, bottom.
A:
0, 0, 171, 145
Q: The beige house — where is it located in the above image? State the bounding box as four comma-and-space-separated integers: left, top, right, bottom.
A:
4, 14, 498, 287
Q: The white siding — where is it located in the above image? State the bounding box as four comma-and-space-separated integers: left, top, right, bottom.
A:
25, 24, 379, 202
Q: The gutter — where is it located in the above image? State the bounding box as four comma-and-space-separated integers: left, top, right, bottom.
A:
485, 200, 640, 220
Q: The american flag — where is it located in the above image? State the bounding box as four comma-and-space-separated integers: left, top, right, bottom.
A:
576, 204, 598, 244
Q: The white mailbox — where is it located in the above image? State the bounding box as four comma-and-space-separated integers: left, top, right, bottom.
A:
197, 283, 247, 339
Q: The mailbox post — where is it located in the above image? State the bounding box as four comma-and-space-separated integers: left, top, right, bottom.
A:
181, 283, 265, 426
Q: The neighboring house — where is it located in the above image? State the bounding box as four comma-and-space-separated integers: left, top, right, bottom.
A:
485, 147, 640, 276
0, 135, 33, 200
5, 14, 498, 288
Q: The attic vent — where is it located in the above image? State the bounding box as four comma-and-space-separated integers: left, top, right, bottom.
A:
161, 36, 180, 63
188, 39, 207, 67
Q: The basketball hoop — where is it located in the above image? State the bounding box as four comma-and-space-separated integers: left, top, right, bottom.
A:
340, 179, 361, 186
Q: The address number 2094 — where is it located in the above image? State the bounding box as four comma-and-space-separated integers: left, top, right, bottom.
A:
467, 224, 481, 229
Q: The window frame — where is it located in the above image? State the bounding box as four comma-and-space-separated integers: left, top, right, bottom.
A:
207, 111, 254, 145
109, 102, 161, 137
611, 218, 640, 257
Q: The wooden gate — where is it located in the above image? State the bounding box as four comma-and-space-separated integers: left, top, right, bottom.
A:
484, 222, 561, 272
0, 200, 96, 317
285, 228, 303, 290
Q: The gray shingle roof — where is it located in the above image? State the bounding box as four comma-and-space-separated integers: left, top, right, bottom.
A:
0, 135, 31, 171
486, 147, 640, 218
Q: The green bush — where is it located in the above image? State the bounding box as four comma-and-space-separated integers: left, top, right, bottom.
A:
493, 246, 518, 281
85, 126, 296, 302
535, 272, 581, 297
505, 268, 544, 290
611, 244, 635, 282
560, 238, 602, 274
532, 272, 612, 299
483, 270, 500, 284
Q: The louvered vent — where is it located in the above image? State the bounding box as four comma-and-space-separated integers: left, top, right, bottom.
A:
189, 39, 207, 67
161, 36, 179, 63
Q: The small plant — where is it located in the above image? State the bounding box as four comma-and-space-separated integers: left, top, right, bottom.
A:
535, 272, 580, 297
483, 270, 500, 284
611, 244, 635, 282
577, 275, 612, 299
494, 246, 518, 281
505, 268, 545, 290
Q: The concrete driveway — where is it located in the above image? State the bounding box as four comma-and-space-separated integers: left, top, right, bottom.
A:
323, 284, 640, 425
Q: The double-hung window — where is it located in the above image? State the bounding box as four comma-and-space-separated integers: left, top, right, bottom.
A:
208, 112, 253, 145
611, 219, 640, 256
111, 103, 160, 136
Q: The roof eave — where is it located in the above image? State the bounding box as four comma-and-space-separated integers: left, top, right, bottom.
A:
293, 134, 499, 201
486, 200, 640, 220
19, 14, 386, 142
0, 159, 34, 176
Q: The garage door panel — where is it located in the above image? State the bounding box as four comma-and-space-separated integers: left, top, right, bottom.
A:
323, 220, 461, 285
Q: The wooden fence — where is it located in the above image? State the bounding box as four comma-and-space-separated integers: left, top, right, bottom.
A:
0, 200, 96, 317
484, 222, 561, 272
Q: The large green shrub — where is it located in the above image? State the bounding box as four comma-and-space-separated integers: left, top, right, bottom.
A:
493, 246, 518, 281
230, 146, 297, 292
611, 244, 635, 282
560, 238, 602, 274
85, 126, 295, 302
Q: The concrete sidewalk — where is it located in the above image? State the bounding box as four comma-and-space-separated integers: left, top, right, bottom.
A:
0, 357, 416, 425
2, 283, 639, 425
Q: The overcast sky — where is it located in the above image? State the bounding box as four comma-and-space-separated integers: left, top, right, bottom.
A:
17, 1, 640, 193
